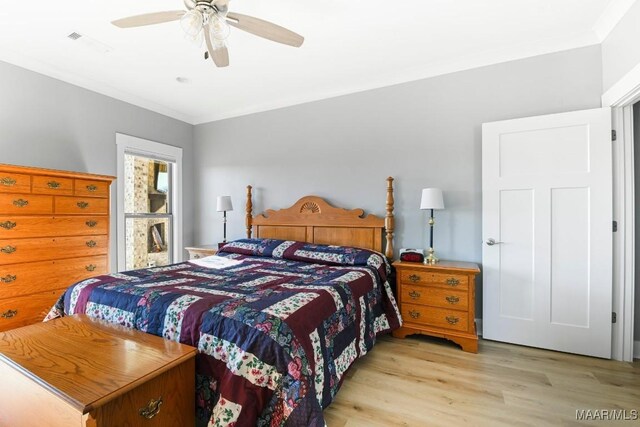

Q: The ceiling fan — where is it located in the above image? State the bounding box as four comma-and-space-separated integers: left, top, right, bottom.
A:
111, 0, 304, 68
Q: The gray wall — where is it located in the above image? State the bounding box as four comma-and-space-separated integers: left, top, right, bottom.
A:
0, 60, 195, 272
635, 102, 640, 342
193, 45, 603, 317
602, 0, 640, 93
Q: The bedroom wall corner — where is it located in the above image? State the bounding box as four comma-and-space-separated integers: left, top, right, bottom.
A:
0, 60, 196, 271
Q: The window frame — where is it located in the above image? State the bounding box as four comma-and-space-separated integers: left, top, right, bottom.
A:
116, 133, 183, 271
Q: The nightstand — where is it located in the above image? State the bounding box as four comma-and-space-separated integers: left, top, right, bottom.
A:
185, 244, 218, 260
392, 260, 480, 353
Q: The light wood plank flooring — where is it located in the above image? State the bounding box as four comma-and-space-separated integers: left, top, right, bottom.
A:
324, 335, 640, 426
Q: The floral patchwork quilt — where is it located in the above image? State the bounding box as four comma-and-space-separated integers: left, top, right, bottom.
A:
46, 239, 402, 426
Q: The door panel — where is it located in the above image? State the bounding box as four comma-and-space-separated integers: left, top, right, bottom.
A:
483, 107, 612, 358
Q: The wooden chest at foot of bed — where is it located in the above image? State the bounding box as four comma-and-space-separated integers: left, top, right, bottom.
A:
0, 315, 196, 427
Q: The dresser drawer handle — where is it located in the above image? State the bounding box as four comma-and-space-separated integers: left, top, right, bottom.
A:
408, 274, 421, 283
408, 310, 420, 319
0, 221, 16, 230
13, 199, 28, 208
1, 309, 17, 319
445, 295, 460, 304
446, 316, 460, 325
77, 201, 89, 209
86, 185, 98, 192
0, 275, 16, 283
139, 397, 163, 419
47, 181, 61, 189
1, 245, 16, 254
86, 240, 97, 248
0, 177, 16, 187
86, 220, 98, 228
446, 278, 460, 287
86, 264, 96, 272
408, 290, 421, 300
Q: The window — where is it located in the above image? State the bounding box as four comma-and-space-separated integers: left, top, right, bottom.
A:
116, 134, 183, 271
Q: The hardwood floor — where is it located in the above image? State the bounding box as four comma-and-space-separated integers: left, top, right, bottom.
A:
324, 335, 640, 426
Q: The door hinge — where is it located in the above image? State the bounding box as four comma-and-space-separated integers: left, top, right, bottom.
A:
613, 221, 618, 232
612, 130, 617, 141
612, 312, 617, 323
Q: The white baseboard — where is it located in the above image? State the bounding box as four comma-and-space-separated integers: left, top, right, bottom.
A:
476, 318, 483, 337
634, 341, 640, 359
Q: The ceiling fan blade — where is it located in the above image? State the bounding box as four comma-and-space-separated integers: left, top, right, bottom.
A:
204, 24, 230, 68
112, 11, 185, 28
226, 12, 304, 47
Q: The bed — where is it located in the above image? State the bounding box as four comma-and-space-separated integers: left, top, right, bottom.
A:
46, 178, 402, 426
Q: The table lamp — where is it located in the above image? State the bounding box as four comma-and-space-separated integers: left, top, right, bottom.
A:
216, 196, 233, 243
420, 188, 445, 264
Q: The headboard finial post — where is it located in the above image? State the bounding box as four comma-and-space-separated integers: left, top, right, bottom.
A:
246, 185, 253, 238
385, 177, 395, 259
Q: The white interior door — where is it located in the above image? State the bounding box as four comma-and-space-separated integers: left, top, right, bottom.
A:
482, 108, 613, 358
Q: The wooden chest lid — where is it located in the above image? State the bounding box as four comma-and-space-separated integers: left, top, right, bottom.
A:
0, 315, 196, 413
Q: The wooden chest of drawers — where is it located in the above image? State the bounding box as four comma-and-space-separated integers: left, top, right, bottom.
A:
0, 315, 196, 426
392, 260, 480, 353
0, 164, 114, 331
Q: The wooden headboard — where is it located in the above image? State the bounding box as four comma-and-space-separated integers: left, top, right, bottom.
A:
245, 177, 395, 259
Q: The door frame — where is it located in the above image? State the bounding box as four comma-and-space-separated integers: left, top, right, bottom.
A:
602, 62, 640, 361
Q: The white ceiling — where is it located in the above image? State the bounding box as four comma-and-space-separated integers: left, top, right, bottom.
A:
0, 0, 635, 124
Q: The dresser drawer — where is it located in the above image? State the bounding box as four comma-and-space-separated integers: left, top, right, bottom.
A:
399, 270, 469, 290
74, 179, 110, 198
0, 194, 53, 215
0, 235, 108, 264
401, 303, 469, 332
0, 290, 62, 331
0, 216, 108, 239
0, 173, 31, 193
55, 196, 109, 215
0, 256, 107, 299
89, 357, 195, 426
32, 176, 73, 196
401, 285, 469, 310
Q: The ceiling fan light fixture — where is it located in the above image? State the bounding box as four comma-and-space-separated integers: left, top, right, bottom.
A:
209, 13, 230, 41
180, 10, 204, 37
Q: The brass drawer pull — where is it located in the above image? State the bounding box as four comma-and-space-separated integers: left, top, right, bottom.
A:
408, 274, 421, 283
0, 221, 16, 230
86, 220, 98, 228
445, 295, 460, 304
408, 310, 420, 319
408, 290, 421, 300
446, 316, 460, 325
13, 199, 28, 208
0, 275, 16, 283
446, 278, 460, 287
86, 264, 96, 272
0, 177, 16, 187
1, 245, 16, 254
139, 397, 163, 419
77, 201, 89, 209
1, 309, 17, 319
86, 185, 98, 192
47, 181, 61, 189
86, 240, 97, 248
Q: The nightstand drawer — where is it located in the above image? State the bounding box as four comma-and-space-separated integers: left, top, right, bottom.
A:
402, 303, 469, 332
399, 270, 468, 290
402, 285, 468, 310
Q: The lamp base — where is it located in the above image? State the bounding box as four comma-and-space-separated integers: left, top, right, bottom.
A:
424, 247, 438, 265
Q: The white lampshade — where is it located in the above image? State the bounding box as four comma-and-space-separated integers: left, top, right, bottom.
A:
420, 188, 445, 210
216, 196, 233, 212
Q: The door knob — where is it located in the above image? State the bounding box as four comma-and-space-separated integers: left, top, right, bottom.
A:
486, 238, 503, 246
